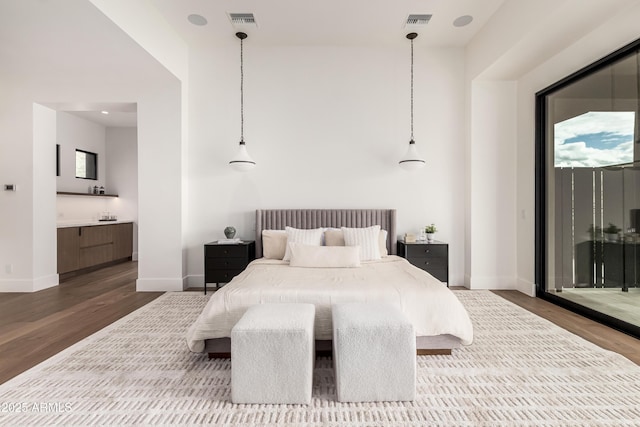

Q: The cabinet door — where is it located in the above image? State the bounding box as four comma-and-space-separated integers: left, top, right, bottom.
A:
79, 225, 112, 248
79, 225, 113, 268
57, 227, 80, 274
112, 223, 133, 260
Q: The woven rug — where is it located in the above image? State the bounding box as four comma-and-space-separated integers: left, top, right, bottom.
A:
1, 291, 639, 426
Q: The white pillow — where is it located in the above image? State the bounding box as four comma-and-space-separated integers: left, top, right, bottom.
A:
283, 227, 324, 261
262, 230, 287, 260
341, 225, 381, 261
325, 227, 388, 257
288, 243, 361, 268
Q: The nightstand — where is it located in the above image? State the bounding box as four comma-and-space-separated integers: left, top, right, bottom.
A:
397, 240, 449, 285
204, 240, 256, 294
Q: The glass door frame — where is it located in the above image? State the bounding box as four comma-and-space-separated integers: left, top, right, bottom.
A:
535, 37, 640, 338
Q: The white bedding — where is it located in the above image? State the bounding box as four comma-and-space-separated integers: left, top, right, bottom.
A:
186, 256, 474, 352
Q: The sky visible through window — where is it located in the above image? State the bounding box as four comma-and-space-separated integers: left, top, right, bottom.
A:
554, 111, 635, 167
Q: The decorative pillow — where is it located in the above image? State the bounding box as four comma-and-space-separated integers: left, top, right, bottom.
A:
341, 225, 381, 261
324, 228, 345, 247
262, 229, 287, 260
283, 227, 324, 261
288, 243, 361, 268
325, 228, 388, 257
379, 229, 389, 257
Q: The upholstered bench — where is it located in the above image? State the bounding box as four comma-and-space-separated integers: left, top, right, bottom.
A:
231, 303, 315, 404
332, 303, 416, 402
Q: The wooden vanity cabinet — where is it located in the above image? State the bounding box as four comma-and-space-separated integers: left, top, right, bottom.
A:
57, 227, 80, 274
57, 222, 133, 277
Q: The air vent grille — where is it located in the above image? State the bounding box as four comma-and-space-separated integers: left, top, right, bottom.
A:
229, 13, 257, 26
406, 14, 432, 26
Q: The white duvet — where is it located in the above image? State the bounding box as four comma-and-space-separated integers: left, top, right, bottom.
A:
186, 256, 474, 352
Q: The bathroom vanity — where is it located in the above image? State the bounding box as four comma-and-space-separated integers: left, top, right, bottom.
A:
57, 220, 133, 279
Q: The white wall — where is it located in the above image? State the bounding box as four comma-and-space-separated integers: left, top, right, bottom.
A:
136, 84, 183, 291
184, 45, 467, 286
467, 81, 518, 291
0, 86, 40, 292
106, 127, 139, 259
32, 104, 58, 292
56, 112, 106, 194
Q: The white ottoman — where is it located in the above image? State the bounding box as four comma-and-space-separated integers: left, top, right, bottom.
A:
231, 303, 315, 404
332, 303, 416, 402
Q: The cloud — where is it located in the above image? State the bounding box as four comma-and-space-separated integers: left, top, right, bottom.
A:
554, 111, 635, 167
555, 140, 633, 167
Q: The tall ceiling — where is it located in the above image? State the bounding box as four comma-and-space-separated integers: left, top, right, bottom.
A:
1, 0, 638, 127
150, 0, 507, 47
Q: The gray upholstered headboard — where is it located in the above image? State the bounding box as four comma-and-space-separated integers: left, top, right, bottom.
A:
255, 209, 397, 258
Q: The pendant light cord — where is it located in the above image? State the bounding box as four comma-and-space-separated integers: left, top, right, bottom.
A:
410, 36, 414, 141
240, 36, 244, 143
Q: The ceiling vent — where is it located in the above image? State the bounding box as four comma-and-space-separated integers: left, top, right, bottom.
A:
405, 14, 432, 27
228, 13, 258, 28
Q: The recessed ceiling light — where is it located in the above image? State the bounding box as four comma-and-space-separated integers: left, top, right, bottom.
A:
188, 14, 208, 26
100, 111, 109, 115
453, 15, 473, 27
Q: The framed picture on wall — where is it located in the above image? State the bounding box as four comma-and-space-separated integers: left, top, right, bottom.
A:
56, 144, 60, 177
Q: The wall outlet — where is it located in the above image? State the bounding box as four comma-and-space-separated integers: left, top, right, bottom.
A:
5, 264, 12, 274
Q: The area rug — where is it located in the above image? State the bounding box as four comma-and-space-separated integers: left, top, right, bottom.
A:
0, 291, 639, 426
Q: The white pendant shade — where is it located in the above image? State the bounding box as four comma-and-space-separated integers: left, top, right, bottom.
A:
399, 140, 425, 171
229, 142, 256, 172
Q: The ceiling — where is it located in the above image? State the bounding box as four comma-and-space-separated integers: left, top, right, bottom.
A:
42, 103, 138, 128
150, 0, 507, 48
3, 0, 634, 128
51, 0, 505, 127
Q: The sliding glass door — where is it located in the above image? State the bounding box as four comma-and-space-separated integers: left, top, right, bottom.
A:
536, 39, 640, 336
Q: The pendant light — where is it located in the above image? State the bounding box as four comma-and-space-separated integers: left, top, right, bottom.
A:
229, 32, 256, 171
399, 32, 426, 171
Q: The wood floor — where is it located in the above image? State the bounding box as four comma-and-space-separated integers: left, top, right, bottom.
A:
0, 261, 162, 385
0, 265, 638, 386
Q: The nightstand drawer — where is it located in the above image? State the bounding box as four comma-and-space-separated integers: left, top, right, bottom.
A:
398, 240, 449, 286
205, 245, 249, 258
206, 257, 249, 270
405, 245, 447, 258
205, 269, 244, 283
203, 241, 256, 294
408, 257, 447, 270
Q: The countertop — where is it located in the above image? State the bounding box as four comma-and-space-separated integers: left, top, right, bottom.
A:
56, 219, 134, 228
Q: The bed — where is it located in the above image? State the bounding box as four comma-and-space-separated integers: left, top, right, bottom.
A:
186, 209, 473, 357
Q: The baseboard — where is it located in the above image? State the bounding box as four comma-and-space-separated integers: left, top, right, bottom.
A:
516, 277, 536, 297
136, 278, 184, 292
185, 274, 204, 288
33, 274, 59, 292
467, 275, 518, 290
132, 251, 139, 261
0, 274, 58, 292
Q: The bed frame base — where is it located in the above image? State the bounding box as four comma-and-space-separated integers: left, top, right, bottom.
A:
205, 336, 458, 359
208, 349, 451, 359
